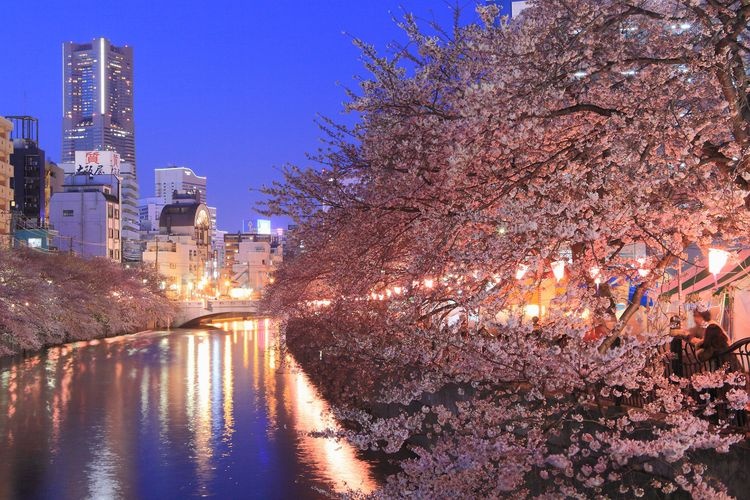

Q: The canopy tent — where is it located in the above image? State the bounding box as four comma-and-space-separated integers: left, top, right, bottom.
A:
658, 249, 750, 342
659, 249, 750, 299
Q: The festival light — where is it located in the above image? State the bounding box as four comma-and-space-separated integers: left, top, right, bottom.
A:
590, 266, 602, 285
551, 261, 565, 282
524, 304, 540, 317
708, 248, 730, 276
636, 257, 650, 277
515, 264, 529, 280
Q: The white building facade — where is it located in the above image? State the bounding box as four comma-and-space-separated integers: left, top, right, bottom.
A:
49, 173, 122, 261
155, 166, 207, 205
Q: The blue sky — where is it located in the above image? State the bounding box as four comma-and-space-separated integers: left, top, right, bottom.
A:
1, 0, 512, 231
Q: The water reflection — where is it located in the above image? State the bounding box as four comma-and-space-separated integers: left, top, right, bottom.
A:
0, 320, 376, 499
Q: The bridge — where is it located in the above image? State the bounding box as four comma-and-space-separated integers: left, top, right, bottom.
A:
172, 299, 260, 327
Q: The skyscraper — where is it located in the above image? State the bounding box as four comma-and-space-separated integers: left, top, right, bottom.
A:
62, 38, 135, 169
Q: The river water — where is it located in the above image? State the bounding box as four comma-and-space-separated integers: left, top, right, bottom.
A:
0, 319, 378, 499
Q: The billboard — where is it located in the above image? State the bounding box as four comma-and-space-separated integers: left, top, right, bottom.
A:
256, 219, 272, 235
71, 151, 121, 176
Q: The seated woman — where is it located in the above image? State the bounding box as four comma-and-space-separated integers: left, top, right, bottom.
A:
696, 324, 740, 371
672, 309, 711, 343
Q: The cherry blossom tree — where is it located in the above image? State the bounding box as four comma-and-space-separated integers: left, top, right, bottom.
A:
263, 0, 750, 496
0, 247, 174, 356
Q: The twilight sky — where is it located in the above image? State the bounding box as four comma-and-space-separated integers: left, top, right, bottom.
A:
1, 0, 512, 231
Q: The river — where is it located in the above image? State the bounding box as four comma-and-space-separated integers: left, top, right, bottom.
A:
0, 319, 378, 499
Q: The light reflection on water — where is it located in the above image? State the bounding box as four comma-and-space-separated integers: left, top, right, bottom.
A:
0, 319, 377, 499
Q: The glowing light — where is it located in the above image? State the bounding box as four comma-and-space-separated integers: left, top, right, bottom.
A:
62, 43, 65, 117
636, 257, 650, 277
708, 248, 730, 276
524, 304, 540, 317
515, 264, 529, 280
99, 38, 106, 115
589, 266, 602, 285
551, 260, 565, 282
393, 286, 402, 295
229, 287, 253, 299
423, 278, 434, 289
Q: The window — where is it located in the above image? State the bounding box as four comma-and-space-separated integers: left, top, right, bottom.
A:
108, 206, 114, 218
63, 209, 74, 217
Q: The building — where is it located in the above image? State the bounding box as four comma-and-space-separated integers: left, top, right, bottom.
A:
0, 117, 13, 246
63, 38, 135, 169
49, 173, 122, 261
117, 161, 140, 261
138, 196, 165, 235
222, 232, 283, 296
60, 150, 141, 261
45, 161, 65, 221
142, 193, 212, 297
7, 117, 47, 226
154, 166, 206, 205
511, 1, 528, 17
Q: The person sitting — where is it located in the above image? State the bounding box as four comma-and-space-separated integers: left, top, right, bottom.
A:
683, 309, 712, 343
696, 324, 740, 371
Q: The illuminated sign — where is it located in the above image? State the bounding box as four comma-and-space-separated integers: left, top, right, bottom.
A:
71, 151, 121, 176
27, 238, 42, 248
256, 219, 271, 235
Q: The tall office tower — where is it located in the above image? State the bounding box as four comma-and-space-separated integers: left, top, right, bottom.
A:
154, 166, 207, 205
62, 38, 135, 169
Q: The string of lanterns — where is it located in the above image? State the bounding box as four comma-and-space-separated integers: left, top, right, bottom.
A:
305, 247, 735, 309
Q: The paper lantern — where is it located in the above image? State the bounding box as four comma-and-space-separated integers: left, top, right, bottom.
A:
708, 248, 730, 276
551, 260, 566, 282
590, 266, 602, 285
637, 257, 650, 277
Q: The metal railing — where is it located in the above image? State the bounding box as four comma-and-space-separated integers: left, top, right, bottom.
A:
617, 338, 750, 430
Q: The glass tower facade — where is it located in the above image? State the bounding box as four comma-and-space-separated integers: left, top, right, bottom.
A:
62, 38, 136, 171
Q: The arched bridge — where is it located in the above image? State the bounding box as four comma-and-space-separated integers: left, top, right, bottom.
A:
173, 299, 260, 327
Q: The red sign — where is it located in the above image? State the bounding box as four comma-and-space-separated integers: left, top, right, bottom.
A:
86, 151, 100, 164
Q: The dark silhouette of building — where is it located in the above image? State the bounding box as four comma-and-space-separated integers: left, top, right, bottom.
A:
8, 116, 46, 225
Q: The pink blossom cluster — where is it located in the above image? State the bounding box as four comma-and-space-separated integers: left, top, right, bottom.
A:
263, 0, 750, 496
0, 248, 175, 356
